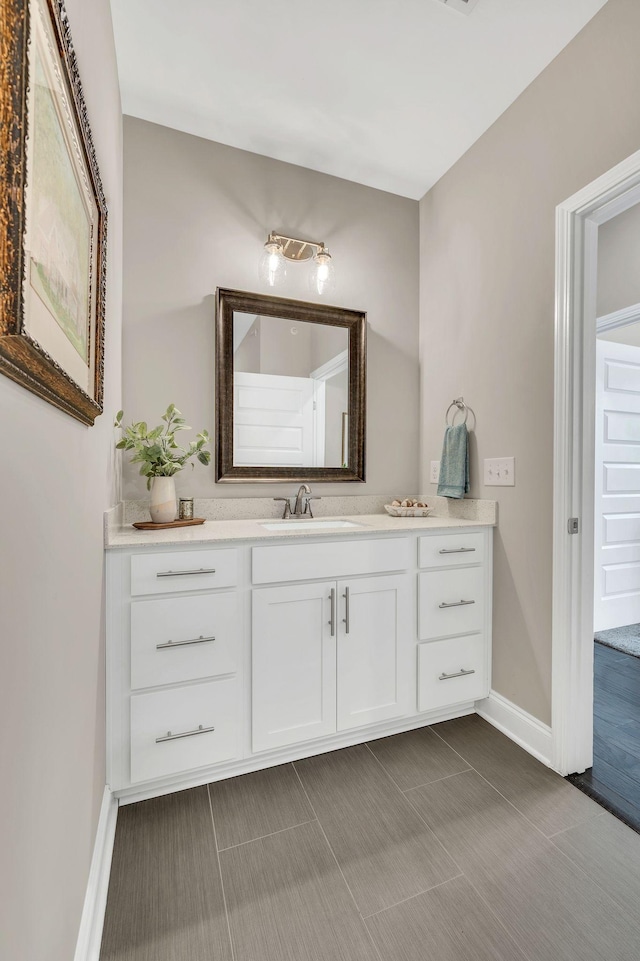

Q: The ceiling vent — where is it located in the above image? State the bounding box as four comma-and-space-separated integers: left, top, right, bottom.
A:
435, 0, 480, 14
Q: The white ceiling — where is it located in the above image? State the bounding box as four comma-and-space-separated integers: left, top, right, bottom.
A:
111, 0, 608, 200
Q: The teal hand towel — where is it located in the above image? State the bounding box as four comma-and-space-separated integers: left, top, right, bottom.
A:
437, 423, 469, 499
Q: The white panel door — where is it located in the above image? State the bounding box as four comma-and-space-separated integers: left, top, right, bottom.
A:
252, 582, 337, 752
594, 338, 640, 630
336, 574, 412, 730
234, 371, 318, 467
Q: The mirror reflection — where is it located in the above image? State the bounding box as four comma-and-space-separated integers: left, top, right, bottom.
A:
233, 312, 349, 468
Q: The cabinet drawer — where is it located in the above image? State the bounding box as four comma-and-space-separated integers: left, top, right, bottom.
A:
418, 531, 485, 569
130, 593, 238, 690
130, 549, 237, 596
418, 635, 487, 712
252, 537, 410, 585
419, 567, 485, 639
130, 678, 239, 783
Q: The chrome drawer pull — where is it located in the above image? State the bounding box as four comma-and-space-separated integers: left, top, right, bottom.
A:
156, 724, 215, 743
156, 635, 215, 650
439, 599, 476, 609
156, 568, 216, 577
439, 547, 476, 554
343, 586, 350, 635
329, 588, 336, 637
439, 668, 476, 681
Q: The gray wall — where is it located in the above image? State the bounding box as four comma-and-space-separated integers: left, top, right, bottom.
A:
258, 316, 312, 377
122, 117, 419, 499
234, 317, 261, 372
0, 1, 123, 958
597, 201, 640, 317
419, 0, 640, 726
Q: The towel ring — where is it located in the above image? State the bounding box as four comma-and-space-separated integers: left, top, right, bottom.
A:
445, 397, 475, 427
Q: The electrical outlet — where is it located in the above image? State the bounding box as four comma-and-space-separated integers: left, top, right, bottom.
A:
430, 460, 440, 483
484, 457, 515, 486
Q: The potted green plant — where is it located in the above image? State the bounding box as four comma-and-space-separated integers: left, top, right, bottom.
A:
115, 404, 211, 523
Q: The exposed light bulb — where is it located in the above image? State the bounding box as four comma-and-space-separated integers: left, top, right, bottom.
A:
309, 245, 335, 296
258, 238, 286, 287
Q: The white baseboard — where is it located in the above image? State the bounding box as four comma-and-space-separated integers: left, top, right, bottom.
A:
74, 787, 118, 961
476, 690, 553, 768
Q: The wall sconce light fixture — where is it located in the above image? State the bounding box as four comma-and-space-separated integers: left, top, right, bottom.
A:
259, 232, 335, 296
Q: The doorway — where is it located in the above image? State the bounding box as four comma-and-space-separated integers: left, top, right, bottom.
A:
552, 147, 640, 801
568, 241, 640, 828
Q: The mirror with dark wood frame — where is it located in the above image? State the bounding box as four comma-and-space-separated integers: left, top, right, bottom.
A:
215, 288, 366, 482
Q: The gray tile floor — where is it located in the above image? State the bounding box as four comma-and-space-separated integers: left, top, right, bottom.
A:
100, 716, 640, 960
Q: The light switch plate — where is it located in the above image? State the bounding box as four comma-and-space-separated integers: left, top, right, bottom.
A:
430, 460, 440, 484
484, 457, 515, 486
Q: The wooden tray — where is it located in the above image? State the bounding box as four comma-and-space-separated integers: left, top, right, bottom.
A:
132, 518, 206, 531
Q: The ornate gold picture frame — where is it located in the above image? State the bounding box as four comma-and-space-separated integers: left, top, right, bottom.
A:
0, 0, 107, 425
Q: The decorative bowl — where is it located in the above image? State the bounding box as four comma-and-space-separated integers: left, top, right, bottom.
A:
384, 504, 434, 518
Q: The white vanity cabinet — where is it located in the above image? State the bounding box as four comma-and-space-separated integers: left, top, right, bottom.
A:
417, 531, 491, 711
106, 523, 492, 803
250, 537, 414, 752
106, 545, 243, 796
252, 572, 412, 753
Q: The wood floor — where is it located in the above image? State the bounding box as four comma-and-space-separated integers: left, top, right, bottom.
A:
569, 641, 640, 833
100, 715, 640, 961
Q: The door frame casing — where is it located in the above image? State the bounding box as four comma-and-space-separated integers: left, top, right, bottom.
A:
553, 148, 640, 775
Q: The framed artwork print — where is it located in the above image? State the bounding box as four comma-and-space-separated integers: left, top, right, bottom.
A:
0, 0, 107, 425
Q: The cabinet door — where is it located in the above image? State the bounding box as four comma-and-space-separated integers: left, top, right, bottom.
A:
252, 582, 337, 752
337, 574, 412, 731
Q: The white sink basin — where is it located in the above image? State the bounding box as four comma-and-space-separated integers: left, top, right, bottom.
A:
261, 519, 367, 531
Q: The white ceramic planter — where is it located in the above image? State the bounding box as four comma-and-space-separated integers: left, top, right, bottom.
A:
149, 476, 177, 523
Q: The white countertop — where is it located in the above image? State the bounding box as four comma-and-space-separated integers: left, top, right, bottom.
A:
105, 512, 495, 550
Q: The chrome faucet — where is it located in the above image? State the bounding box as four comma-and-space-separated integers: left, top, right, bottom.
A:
293, 484, 312, 516
274, 484, 320, 519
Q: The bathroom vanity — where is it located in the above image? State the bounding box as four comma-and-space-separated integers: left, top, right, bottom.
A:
106, 513, 493, 803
